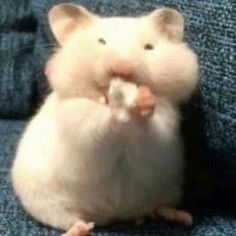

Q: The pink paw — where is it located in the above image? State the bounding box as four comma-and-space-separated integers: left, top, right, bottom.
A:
134, 86, 155, 117
155, 206, 193, 226
61, 221, 94, 236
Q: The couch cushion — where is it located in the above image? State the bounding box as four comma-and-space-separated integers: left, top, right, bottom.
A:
0, 0, 39, 119
0, 120, 236, 236
0, 32, 36, 119
0, 0, 34, 31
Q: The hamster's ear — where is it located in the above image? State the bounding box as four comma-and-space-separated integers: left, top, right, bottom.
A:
149, 8, 184, 41
48, 4, 95, 45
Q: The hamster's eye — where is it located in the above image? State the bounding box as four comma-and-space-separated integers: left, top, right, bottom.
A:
144, 43, 154, 50
98, 38, 106, 45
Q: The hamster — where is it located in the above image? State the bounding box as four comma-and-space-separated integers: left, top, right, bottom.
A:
11, 4, 198, 236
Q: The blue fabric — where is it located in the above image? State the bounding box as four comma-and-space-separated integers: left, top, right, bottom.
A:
0, 0, 236, 235
0, 0, 38, 118
0, 0, 32, 29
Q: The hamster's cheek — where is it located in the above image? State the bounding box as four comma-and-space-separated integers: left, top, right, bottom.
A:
93, 60, 110, 88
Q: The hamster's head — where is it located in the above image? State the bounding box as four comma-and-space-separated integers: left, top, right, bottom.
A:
48, 4, 198, 103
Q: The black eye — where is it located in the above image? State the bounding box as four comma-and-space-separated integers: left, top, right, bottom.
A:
98, 38, 106, 45
144, 43, 154, 50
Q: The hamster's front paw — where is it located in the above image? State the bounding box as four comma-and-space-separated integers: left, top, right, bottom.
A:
108, 78, 138, 122
108, 78, 155, 122
134, 86, 155, 117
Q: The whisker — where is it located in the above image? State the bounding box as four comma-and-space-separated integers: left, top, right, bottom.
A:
0, 43, 60, 74
0, 43, 59, 55
34, 68, 48, 77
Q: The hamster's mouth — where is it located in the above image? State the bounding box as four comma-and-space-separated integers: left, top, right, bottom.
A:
95, 74, 146, 99
109, 75, 141, 86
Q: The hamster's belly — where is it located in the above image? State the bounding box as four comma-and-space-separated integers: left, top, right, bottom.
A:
13, 102, 183, 225
76, 137, 184, 224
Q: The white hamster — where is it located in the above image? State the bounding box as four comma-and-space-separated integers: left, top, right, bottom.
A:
11, 4, 198, 236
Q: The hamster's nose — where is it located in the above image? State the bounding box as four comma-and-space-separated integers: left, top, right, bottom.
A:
110, 58, 134, 80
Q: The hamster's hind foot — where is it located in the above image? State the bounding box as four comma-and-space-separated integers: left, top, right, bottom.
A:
155, 205, 193, 226
61, 221, 94, 236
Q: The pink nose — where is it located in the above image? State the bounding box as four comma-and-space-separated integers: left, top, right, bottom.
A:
110, 58, 133, 80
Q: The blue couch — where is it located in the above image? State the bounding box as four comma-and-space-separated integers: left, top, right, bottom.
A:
0, 0, 236, 235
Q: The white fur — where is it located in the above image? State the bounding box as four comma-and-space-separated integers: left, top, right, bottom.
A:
11, 4, 198, 232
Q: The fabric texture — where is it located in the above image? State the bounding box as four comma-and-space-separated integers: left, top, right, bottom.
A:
0, 0, 236, 235
0, 0, 39, 118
